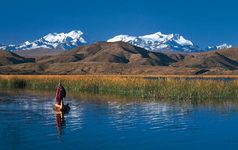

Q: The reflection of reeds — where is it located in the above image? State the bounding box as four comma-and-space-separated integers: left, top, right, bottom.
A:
0, 75, 238, 100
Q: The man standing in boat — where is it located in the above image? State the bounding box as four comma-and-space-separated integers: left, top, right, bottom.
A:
55, 82, 66, 109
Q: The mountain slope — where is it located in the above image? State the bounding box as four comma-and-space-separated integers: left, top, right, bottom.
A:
15, 48, 64, 58
1, 30, 87, 51
174, 48, 238, 70
37, 41, 181, 66
0, 50, 35, 66
36, 42, 238, 71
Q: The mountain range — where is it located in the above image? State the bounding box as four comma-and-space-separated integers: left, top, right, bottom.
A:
0, 41, 238, 75
0, 30, 233, 53
108, 33, 233, 52
108, 32, 201, 52
0, 30, 87, 51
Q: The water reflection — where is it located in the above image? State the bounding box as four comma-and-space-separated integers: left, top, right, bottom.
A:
54, 111, 66, 140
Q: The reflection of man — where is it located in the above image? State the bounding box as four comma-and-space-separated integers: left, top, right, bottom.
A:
55, 111, 65, 139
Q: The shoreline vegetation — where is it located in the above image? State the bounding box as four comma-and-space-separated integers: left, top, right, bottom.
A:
1, 75, 238, 100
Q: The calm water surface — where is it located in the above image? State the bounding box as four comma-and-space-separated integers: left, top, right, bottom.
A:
1, 90, 238, 150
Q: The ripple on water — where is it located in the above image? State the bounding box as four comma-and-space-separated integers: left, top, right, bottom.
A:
65, 99, 84, 132
2, 90, 238, 150
107, 101, 139, 131
138, 102, 196, 134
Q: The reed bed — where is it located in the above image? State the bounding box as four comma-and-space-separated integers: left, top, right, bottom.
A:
0, 75, 238, 100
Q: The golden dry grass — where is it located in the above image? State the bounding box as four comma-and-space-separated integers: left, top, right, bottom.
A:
1, 75, 238, 100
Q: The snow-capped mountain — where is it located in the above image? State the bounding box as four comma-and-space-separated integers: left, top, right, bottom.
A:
205, 43, 232, 51
0, 30, 233, 53
107, 32, 202, 52
1, 30, 87, 51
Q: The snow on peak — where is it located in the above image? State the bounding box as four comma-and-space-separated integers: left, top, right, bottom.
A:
140, 32, 164, 39
107, 32, 197, 52
43, 30, 86, 44
216, 43, 232, 49
206, 43, 232, 51
107, 35, 137, 43
2, 30, 87, 51
24, 41, 31, 45
174, 35, 193, 46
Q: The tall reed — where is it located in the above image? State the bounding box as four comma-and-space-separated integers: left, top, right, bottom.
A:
0, 75, 238, 100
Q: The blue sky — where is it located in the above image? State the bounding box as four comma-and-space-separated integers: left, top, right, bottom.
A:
0, 0, 237, 47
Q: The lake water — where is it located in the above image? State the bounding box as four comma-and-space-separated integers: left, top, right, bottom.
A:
1, 90, 238, 150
